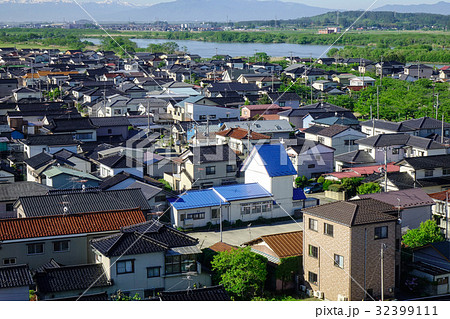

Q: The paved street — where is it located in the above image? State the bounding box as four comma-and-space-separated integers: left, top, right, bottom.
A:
189, 219, 304, 249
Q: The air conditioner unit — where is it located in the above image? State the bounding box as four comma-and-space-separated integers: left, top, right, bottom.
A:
313, 291, 320, 298
300, 285, 306, 292
338, 294, 348, 301
317, 291, 324, 299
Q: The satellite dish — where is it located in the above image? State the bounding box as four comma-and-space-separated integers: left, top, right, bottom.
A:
63, 206, 69, 214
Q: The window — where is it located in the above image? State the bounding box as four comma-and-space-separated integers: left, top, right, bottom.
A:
206, 166, 215, 175
374, 226, 388, 239
392, 148, 400, 155
318, 137, 325, 144
437, 277, 448, 285
76, 133, 93, 140
226, 165, 236, 173
5, 203, 13, 211
107, 129, 112, 135
114, 109, 122, 115
425, 169, 434, 177
308, 245, 318, 258
344, 140, 355, 146
3, 258, 16, 266
241, 204, 251, 215
53, 240, 70, 252
117, 260, 134, 274
186, 212, 205, 220
309, 218, 318, 231
308, 271, 318, 285
27, 243, 44, 255
324, 223, 334, 237
334, 254, 344, 268
165, 254, 197, 275
199, 115, 207, 120
211, 208, 220, 219
308, 164, 315, 169
443, 168, 450, 176
147, 266, 161, 278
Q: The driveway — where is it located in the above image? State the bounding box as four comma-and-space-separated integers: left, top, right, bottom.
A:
189, 219, 304, 249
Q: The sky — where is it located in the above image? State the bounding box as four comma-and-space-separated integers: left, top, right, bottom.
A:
125, 0, 446, 11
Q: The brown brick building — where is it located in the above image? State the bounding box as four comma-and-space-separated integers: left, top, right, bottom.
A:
302, 198, 400, 301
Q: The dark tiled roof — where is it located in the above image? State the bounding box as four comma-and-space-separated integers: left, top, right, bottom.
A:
397, 154, 450, 170
334, 150, 376, 165
90, 220, 198, 257
402, 117, 450, 130
302, 125, 325, 135
316, 124, 350, 137
24, 151, 60, 169
99, 171, 163, 190
35, 264, 111, 294
304, 198, 398, 227
45, 117, 97, 133
51, 292, 109, 301
357, 188, 434, 208
206, 82, 259, 92
21, 134, 78, 146
18, 188, 150, 217
97, 154, 142, 168
357, 134, 445, 149
360, 119, 414, 132
157, 285, 230, 301
0, 265, 33, 289
90, 116, 131, 127
0, 181, 50, 202
187, 144, 238, 164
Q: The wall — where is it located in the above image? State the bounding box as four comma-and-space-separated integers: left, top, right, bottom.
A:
0, 286, 29, 301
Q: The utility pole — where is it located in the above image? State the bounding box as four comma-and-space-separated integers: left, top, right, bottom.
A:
377, 85, 380, 120
384, 147, 388, 192
219, 202, 223, 242
381, 243, 386, 301
435, 93, 439, 120
442, 114, 445, 144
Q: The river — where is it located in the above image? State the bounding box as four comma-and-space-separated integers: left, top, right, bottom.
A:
82, 38, 342, 59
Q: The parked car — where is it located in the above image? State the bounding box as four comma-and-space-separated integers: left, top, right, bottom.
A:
304, 182, 323, 194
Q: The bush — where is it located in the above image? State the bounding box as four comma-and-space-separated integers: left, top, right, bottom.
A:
317, 176, 325, 184
328, 184, 345, 192
234, 219, 245, 227
322, 179, 334, 190
222, 220, 231, 228
295, 175, 309, 188
357, 182, 381, 194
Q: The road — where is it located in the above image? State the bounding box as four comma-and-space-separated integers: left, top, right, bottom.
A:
189, 219, 304, 249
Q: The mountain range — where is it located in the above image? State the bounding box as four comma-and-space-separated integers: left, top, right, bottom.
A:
375, 1, 450, 14
0, 0, 447, 23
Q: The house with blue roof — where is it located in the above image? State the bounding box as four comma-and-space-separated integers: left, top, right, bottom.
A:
168, 144, 317, 228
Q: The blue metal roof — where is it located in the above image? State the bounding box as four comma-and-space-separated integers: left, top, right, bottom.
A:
293, 188, 307, 200
254, 144, 297, 177
168, 183, 272, 210
214, 183, 272, 201
168, 188, 225, 210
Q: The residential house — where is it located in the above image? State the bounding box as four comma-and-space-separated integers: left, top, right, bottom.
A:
303, 124, 366, 155
402, 117, 450, 139
90, 116, 131, 142
0, 264, 33, 301
428, 189, 450, 233
240, 104, 289, 120
286, 138, 335, 179
0, 78, 18, 98
303, 199, 400, 301
164, 144, 243, 191
278, 102, 356, 129
410, 241, 450, 296
360, 119, 415, 137
267, 92, 301, 109
12, 87, 42, 102
219, 120, 293, 140
41, 166, 101, 189
90, 220, 211, 299
312, 80, 338, 92
403, 64, 434, 80
19, 134, 78, 159
244, 231, 303, 291
203, 83, 259, 98
375, 61, 405, 76
42, 117, 98, 142
0, 182, 50, 219
0, 209, 145, 270
34, 263, 112, 301
353, 188, 435, 233
216, 127, 271, 155
97, 152, 144, 178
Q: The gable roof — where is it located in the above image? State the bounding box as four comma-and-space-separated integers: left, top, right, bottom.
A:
90, 116, 131, 127
360, 119, 414, 132
21, 134, 78, 146
17, 188, 150, 217
245, 230, 303, 259
303, 198, 398, 227
0, 264, 33, 289
402, 117, 450, 130
247, 144, 297, 177
396, 154, 450, 170
42, 166, 101, 181
157, 285, 230, 301
0, 208, 145, 241
0, 181, 50, 202
35, 263, 111, 294
316, 124, 352, 137
356, 133, 445, 149
90, 220, 198, 257
184, 144, 238, 164
334, 150, 377, 165
428, 189, 450, 202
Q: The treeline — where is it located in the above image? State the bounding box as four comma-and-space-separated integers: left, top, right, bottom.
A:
232, 11, 450, 30
327, 45, 450, 63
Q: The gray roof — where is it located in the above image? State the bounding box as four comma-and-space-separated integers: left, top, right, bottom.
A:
402, 117, 450, 130
158, 285, 230, 301
397, 154, 450, 170
126, 181, 164, 200
334, 150, 376, 165
304, 198, 398, 227
35, 263, 111, 294
90, 116, 131, 127
0, 182, 50, 202
90, 220, 198, 257
0, 264, 33, 289
222, 119, 292, 133
356, 188, 434, 208
357, 133, 446, 150
184, 144, 238, 164
21, 134, 78, 146
17, 188, 150, 217
360, 119, 414, 132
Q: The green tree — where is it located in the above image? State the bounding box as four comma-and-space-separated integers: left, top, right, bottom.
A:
111, 290, 142, 301
211, 247, 267, 300
357, 182, 381, 195
402, 220, 444, 248
295, 175, 309, 188
341, 177, 364, 197
257, 94, 272, 105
